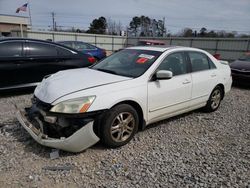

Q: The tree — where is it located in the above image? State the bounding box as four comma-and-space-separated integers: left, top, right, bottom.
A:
207, 30, 217, 37
129, 16, 141, 36
199, 27, 207, 37
129, 16, 165, 37
107, 18, 123, 35
87, 17, 107, 34
183, 28, 193, 37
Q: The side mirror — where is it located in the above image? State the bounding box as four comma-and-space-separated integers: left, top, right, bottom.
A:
155, 70, 173, 80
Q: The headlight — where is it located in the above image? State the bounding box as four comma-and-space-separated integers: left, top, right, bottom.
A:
50, 96, 96, 114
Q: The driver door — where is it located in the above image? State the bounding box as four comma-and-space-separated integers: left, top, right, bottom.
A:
147, 52, 192, 123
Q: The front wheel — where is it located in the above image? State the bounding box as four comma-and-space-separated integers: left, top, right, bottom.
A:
203, 86, 222, 112
101, 104, 139, 148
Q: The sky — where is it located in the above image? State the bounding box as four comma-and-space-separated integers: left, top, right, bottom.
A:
0, 0, 250, 34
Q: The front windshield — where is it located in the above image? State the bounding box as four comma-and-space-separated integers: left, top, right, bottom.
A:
239, 53, 250, 61
91, 49, 162, 78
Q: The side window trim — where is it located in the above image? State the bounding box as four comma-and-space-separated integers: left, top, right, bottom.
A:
207, 56, 217, 69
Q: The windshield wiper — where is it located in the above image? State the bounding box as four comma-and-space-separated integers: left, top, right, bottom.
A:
96, 68, 118, 75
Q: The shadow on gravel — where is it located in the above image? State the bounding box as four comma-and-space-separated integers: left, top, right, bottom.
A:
232, 83, 250, 90
144, 110, 196, 131
0, 87, 35, 98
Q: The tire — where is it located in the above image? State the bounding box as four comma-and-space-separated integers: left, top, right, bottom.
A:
203, 86, 222, 112
101, 104, 139, 148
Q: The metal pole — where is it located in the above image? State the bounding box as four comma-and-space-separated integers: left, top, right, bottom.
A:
28, 0, 32, 29
246, 39, 250, 52
20, 24, 23, 38
215, 40, 219, 54
112, 36, 114, 52
52, 12, 55, 31
190, 38, 193, 47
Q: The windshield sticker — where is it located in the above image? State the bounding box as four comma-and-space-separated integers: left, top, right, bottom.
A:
136, 57, 149, 64
138, 54, 155, 59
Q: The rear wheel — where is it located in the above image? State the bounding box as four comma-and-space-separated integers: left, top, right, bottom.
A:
204, 86, 222, 112
101, 104, 139, 148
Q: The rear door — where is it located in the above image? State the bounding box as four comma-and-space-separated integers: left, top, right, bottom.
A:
147, 52, 192, 122
187, 51, 218, 106
0, 40, 24, 88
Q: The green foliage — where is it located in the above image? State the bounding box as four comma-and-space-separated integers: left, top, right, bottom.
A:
129, 15, 165, 37
87, 17, 107, 34
181, 27, 238, 38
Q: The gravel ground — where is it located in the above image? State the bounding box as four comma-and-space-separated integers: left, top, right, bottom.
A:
0, 87, 249, 188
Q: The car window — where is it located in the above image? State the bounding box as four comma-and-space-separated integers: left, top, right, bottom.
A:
0, 41, 22, 57
75, 42, 89, 50
189, 52, 210, 72
85, 43, 96, 49
157, 52, 188, 76
56, 46, 75, 56
28, 42, 57, 57
60, 41, 73, 48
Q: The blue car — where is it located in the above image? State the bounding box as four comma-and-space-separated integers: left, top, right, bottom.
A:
58, 41, 107, 60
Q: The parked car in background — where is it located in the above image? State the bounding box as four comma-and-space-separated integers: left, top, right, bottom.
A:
137, 39, 166, 46
0, 38, 96, 90
57, 41, 107, 60
230, 52, 250, 85
115, 39, 166, 52
17, 46, 232, 152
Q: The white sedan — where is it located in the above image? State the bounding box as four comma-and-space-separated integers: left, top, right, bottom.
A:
17, 46, 232, 152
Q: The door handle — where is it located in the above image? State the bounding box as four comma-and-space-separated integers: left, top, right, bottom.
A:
182, 79, 191, 84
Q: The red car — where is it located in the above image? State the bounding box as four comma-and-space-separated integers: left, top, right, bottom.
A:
137, 40, 166, 46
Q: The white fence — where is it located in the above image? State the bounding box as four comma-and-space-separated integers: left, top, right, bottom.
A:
12, 30, 250, 61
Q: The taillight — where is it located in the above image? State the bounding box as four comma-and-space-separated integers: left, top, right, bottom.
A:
213, 53, 221, 60
88, 56, 96, 64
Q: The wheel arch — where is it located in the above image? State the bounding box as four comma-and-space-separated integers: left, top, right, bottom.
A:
216, 83, 225, 99
112, 100, 146, 131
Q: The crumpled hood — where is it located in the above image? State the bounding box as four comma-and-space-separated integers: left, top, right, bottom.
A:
35, 68, 131, 104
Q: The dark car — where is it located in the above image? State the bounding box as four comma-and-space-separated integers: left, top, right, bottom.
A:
57, 41, 107, 60
0, 38, 96, 90
230, 52, 250, 85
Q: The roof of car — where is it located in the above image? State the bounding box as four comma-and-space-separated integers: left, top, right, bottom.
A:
127, 45, 198, 52
138, 39, 166, 44
0, 37, 52, 43
0, 37, 80, 52
57, 41, 87, 43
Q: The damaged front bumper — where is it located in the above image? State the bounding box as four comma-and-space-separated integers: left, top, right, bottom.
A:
16, 109, 100, 153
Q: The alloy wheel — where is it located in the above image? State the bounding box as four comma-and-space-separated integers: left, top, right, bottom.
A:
211, 89, 221, 109
110, 112, 135, 142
